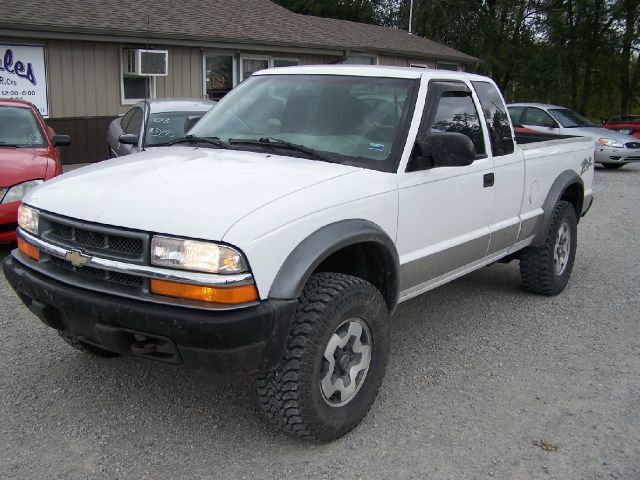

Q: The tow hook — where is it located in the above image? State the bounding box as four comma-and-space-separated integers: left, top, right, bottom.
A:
131, 339, 158, 355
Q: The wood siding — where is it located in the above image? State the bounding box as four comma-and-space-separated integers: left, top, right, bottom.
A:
46, 41, 122, 118
155, 47, 202, 98
46, 117, 114, 165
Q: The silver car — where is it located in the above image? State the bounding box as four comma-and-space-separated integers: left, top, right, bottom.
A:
107, 98, 216, 158
508, 102, 640, 169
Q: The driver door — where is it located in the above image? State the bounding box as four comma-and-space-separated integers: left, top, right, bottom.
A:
396, 80, 494, 299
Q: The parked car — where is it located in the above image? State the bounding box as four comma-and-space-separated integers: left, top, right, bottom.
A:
107, 98, 216, 157
5, 67, 594, 441
508, 103, 640, 169
0, 98, 69, 242
603, 115, 640, 139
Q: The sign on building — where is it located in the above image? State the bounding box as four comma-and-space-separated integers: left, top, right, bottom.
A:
0, 44, 48, 117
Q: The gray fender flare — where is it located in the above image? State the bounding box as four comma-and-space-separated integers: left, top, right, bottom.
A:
268, 219, 400, 310
531, 170, 584, 247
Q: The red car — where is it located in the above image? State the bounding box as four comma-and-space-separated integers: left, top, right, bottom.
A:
604, 115, 640, 139
0, 99, 70, 242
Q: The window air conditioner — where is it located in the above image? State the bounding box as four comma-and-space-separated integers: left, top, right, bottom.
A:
123, 49, 169, 76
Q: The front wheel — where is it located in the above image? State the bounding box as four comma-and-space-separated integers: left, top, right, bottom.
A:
519, 200, 577, 295
256, 272, 390, 441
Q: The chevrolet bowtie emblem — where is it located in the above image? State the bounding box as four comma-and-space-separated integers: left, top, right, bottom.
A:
65, 250, 90, 267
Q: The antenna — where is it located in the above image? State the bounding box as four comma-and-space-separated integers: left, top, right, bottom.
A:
142, 9, 150, 152
408, 0, 414, 34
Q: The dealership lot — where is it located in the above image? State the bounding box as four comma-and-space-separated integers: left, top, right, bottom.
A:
1, 165, 638, 479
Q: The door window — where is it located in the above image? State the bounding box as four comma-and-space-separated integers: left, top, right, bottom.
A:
430, 92, 486, 156
523, 108, 557, 128
124, 107, 142, 135
120, 108, 136, 131
472, 81, 514, 156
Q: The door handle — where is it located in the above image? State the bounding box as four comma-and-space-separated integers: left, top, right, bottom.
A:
483, 173, 495, 188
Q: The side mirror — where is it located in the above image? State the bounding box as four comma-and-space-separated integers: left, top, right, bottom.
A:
411, 132, 476, 170
183, 115, 202, 133
52, 134, 71, 147
119, 133, 138, 145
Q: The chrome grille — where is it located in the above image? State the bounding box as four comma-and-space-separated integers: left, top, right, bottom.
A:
50, 256, 144, 288
49, 221, 144, 255
38, 212, 149, 292
626, 142, 640, 149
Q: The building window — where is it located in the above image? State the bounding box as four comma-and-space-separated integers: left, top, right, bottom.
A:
410, 64, 429, 69
436, 62, 460, 71
273, 58, 299, 68
120, 47, 154, 105
241, 56, 269, 81
343, 54, 377, 65
204, 53, 236, 100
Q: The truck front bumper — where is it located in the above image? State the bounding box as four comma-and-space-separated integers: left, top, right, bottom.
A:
3, 254, 297, 373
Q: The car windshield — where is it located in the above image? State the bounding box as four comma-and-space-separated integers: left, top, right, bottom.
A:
189, 74, 417, 170
146, 111, 208, 146
548, 108, 597, 128
0, 106, 46, 147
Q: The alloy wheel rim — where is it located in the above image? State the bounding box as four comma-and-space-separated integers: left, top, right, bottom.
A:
554, 222, 571, 275
320, 318, 372, 407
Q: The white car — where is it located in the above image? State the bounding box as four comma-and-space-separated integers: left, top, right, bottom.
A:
5, 66, 594, 441
508, 102, 640, 169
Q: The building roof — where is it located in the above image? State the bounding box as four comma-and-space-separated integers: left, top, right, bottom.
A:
0, 0, 479, 64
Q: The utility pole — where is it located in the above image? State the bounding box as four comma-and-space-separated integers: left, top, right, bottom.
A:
409, 0, 414, 33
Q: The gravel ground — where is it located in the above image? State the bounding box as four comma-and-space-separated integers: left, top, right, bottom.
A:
1, 165, 639, 480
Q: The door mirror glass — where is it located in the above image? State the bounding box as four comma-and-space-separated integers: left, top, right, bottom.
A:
51, 134, 71, 147
119, 133, 138, 145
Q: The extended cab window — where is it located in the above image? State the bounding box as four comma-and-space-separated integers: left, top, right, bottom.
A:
430, 92, 485, 156
472, 81, 514, 156
524, 108, 557, 128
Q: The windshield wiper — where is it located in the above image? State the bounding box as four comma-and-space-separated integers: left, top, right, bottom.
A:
155, 135, 231, 149
228, 137, 339, 163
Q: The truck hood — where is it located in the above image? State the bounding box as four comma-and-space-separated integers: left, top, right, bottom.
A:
563, 126, 637, 144
26, 146, 359, 240
0, 147, 51, 187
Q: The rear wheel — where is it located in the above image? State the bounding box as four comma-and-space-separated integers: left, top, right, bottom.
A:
256, 272, 390, 441
519, 200, 577, 295
57, 330, 120, 358
601, 163, 627, 169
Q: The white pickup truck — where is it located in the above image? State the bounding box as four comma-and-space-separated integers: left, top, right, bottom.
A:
4, 66, 594, 441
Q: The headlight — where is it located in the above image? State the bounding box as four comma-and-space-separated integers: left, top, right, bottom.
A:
17, 204, 39, 235
1, 179, 43, 204
598, 138, 624, 148
151, 236, 248, 274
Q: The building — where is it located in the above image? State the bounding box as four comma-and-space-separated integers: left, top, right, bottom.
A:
0, 0, 479, 164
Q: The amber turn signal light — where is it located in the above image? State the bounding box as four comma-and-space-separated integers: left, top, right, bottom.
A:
17, 238, 40, 261
150, 279, 258, 305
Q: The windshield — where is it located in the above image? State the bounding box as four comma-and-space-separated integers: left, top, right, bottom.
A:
146, 111, 208, 146
548, 108, 597, 128
0, 106, 46, 147
189, 74, 417, 170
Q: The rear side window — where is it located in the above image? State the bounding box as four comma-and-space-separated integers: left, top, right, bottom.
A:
430, 92, 486, 156
507, 106, 524, 124
523, 108, 557, 128
472, 81, 514, 156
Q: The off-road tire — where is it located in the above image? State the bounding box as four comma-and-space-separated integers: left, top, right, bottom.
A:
256, 272, 390, 441
519, 200, 577, 295
57, 330, 120, 358
601, 163, 627, 169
